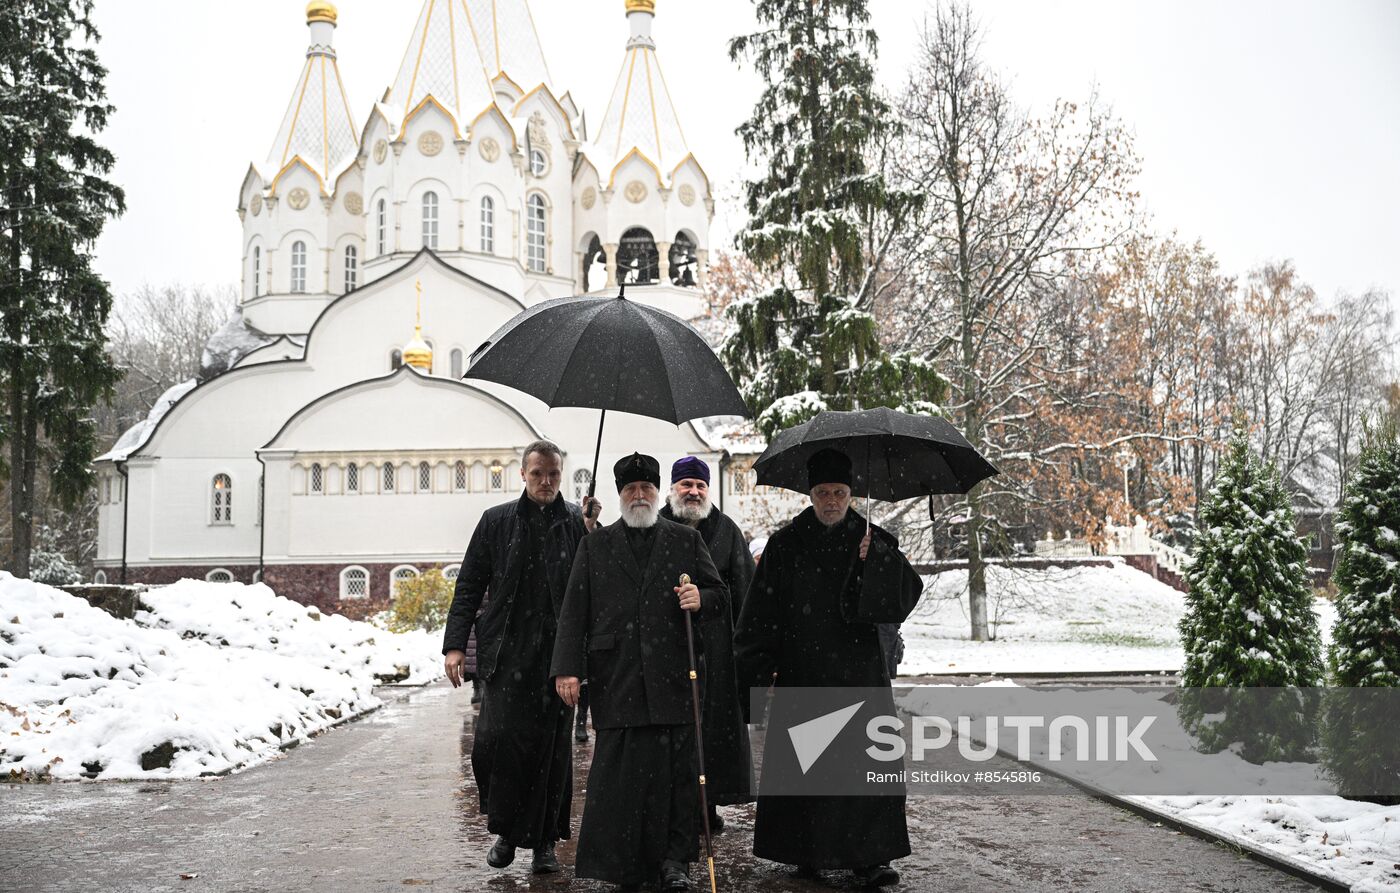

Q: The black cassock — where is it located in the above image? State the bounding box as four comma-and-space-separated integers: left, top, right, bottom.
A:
658, 504, 755, 805
734, 506, 924, 870
550, 517, 728, 886
442, 492, 586, 848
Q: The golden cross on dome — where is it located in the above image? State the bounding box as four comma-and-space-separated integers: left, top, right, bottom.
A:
415, 279, 423, 327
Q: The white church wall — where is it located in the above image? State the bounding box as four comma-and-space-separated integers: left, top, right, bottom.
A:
141, 457, 262, 563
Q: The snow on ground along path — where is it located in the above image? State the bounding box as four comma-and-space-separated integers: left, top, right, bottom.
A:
0, 574, 442, 780
1131, 795, 1400, 892
901, 560, 1337, 676
1, 680, 1327, 893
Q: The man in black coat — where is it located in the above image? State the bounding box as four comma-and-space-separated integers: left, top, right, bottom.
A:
734, 448, 924, 888
442, 439, 599, 874
552, 452, 728, 892
658, 456, 754, 829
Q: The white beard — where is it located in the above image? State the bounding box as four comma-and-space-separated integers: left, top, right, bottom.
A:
620, 498, 660, 528
666, 491, 713, 523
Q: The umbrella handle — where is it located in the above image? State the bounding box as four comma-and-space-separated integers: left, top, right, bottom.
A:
585, 409, 606, 518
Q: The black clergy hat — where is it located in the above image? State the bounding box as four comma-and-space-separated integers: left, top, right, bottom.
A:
614, 452, 661, 491
807, 448, 853, 490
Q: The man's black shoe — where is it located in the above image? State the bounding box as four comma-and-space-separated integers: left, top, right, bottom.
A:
575, 719, 589, 743
470, 679, 483, 706
706, 805, 724, 833
531, 841, 560, 874
660, 859, 692, 891
853, 863, 899, 887
486, 836, 515, 869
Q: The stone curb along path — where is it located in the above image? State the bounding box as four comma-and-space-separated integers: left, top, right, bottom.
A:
0, 680, 1327, 892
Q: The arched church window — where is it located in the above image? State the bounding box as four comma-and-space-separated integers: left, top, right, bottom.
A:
480, 197, 495, 253
489, 460, 505, 491
617, 227, 658, 284
311, 462, 323, 493
529, 148, 547, 177
581, 234, 605, 292
573, 468, 592, 501
417, 461, 431, 492
453, 460, 467, 491
526, 194, 547, 273
391, 565, 419, 596
290, 240, 307, 293
211, 473, 232, 524
206, 568, 234, 583
443, 564, 460, 581
340, 566, 369, 599
94, 570, 107, 585
344, 245, 358, 292
251, 246, 262, 298
346, 463, 359, 492
383, 463, 396, 492
422, 191, 439, 250
669, 231, 698, 287
390, 349, 402, 371
376, 199, 387, 255
449, 348, 463, 379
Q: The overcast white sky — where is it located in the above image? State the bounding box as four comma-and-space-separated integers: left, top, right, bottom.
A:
90, 0, 1399, 308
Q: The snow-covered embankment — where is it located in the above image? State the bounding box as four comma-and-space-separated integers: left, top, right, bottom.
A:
0, 574, 442, 780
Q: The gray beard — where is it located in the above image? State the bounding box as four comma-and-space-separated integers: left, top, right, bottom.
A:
666, 492, 712, 523
621, 501, 659, 528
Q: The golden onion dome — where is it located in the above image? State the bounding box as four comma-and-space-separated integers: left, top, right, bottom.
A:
402, 325, 433, 372
306, 1, 338, 25
625, 0, 655, 13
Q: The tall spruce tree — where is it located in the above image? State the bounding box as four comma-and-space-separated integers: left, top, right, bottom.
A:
1322, 417, 1400, 800
0, 0, 124, 576
724, 0, 944, 437
1178, 427, 1325, 761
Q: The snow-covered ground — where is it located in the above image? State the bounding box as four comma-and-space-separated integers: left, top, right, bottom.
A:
900, 560, 1336, 676
0, 574, 443, 781
1132, 795, 1400, 892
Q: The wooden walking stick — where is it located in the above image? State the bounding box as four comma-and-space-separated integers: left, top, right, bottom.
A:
679, 573, 718, 893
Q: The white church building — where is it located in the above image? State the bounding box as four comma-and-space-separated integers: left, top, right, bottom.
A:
91, 0, 762, 614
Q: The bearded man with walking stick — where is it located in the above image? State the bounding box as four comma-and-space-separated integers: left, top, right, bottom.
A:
551, 452, 728, 892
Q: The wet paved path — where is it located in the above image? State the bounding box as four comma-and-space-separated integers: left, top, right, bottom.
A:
1, 681, 1321, 892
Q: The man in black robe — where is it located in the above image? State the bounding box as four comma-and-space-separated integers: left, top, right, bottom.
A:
658, 456, 754, 829
443, 439, 599, 873
734, 448, 924, 888
552, 452, 728, 892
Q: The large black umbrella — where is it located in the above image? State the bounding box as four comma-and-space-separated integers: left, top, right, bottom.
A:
753, 406, 999, 512
464, 287, 750, 500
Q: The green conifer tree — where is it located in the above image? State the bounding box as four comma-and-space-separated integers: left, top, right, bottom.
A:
1322, 417, 1400, 800
724, 0, 944, 437
0, 0, 125, 576
1178, 427, 1325, 762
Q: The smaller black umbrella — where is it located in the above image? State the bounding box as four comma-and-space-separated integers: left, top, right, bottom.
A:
753, 407, 998, 522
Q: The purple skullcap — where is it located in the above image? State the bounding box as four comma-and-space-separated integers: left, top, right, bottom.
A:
671, 455, 711, 485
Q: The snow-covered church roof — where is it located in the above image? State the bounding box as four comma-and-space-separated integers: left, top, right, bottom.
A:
587, 0, 695, 187
262, 3, 359, 192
